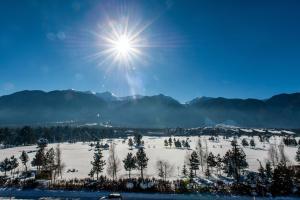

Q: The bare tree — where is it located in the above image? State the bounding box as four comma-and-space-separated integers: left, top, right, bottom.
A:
107, 143, 121, 181
156, 159, 174, 181
55, 144, 65, 180
268, 144, 279, 167
196, 138, 205, 172
278, 143, 289, 164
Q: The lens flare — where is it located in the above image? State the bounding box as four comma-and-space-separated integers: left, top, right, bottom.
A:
88, 16, 150, 71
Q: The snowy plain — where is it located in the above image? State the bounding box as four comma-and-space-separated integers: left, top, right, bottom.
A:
0, 136, 299, 180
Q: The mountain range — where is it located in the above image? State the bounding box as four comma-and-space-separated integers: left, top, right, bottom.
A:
0, 90, 300, 128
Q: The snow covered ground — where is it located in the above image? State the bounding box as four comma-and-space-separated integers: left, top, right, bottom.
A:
0, 136, 299, 180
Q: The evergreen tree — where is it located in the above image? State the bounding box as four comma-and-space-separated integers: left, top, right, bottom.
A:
128, 138, 134, 150
241, 138, 249, 147
19, 150, 29, 172
123, 152, 136, 178
189, 151, 200, 176
45, 148, 55, 170
164, 139, 169, 148
265, 161, 272, 180
185, 140, 190, 149
222, 141, 248, 182
134, 134, 143, 147
215, 154, 222, 175
188, 167, 194, 182
222, 150, 234, 177
90, 148, 106, 180
174, 139, 182, 148
136, 148, 149, 180
0, 158, 11, 176
182, 164, 188, 177
9, 156, 19, 177
250, 138, 256, 148
205, 167, 211, 178
45, 148, 56, 180
271, 161, 294, 195
19, 126, 36, 145
207, 152, 216, 172
31, 148, 45, 172
168, 137, 173, 147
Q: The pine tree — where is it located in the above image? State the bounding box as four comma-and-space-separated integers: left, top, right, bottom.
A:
207, 152, 216, 172
188, 166, 194, 182
134, 134, 143, 147
215, 154, 222, 175
222, 150, 234, 177
250, 138, 256, 148
223, 141, 248, 182
123, 152, 136, 178
45, 148, 55, 170
45, 148, 55, 180
136, 148, 149, 180
185, 140, 190, 149
265, 161, 272, 180
189, 151, 200, 176
9, 156, 19, 177
174, 139, 182, 148
205, 167, 211, 178
168, 137, 173, 147
241, 138, 249, 147
271, 161, 294, 195
90, 148, 106, 180
128, 138, 134, 150
164, 139, 169, 148
182, 164, 188, 177
31, 148, 45, 172
0, 158, 11, 176
20, 150, 29, 172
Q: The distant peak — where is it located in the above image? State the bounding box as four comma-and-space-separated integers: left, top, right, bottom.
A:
186, 96, 213, 104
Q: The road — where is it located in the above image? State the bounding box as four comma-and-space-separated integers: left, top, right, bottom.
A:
0, 188, 297, 200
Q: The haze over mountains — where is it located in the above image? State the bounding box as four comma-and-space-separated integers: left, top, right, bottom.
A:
0, 90, 299, 128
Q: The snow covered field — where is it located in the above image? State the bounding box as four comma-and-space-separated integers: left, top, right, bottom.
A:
0, 136, 298, 180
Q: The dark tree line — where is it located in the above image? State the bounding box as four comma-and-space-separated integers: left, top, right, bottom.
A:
0, 126, 142, 146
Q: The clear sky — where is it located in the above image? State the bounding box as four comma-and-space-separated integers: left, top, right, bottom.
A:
1, 0, 300, 102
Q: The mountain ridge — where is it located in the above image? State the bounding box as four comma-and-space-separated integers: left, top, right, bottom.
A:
0, 90, 300, 128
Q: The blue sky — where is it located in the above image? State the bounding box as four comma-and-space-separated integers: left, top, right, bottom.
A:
1, 0, 300, 102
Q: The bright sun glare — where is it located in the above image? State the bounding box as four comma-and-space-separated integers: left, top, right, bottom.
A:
113, 35, 134, 58
114, 35, 132, 56
89, 16, 150, 69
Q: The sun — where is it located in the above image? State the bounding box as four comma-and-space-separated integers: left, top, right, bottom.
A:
113, 35, 134, 57
89, 16, 149, 69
